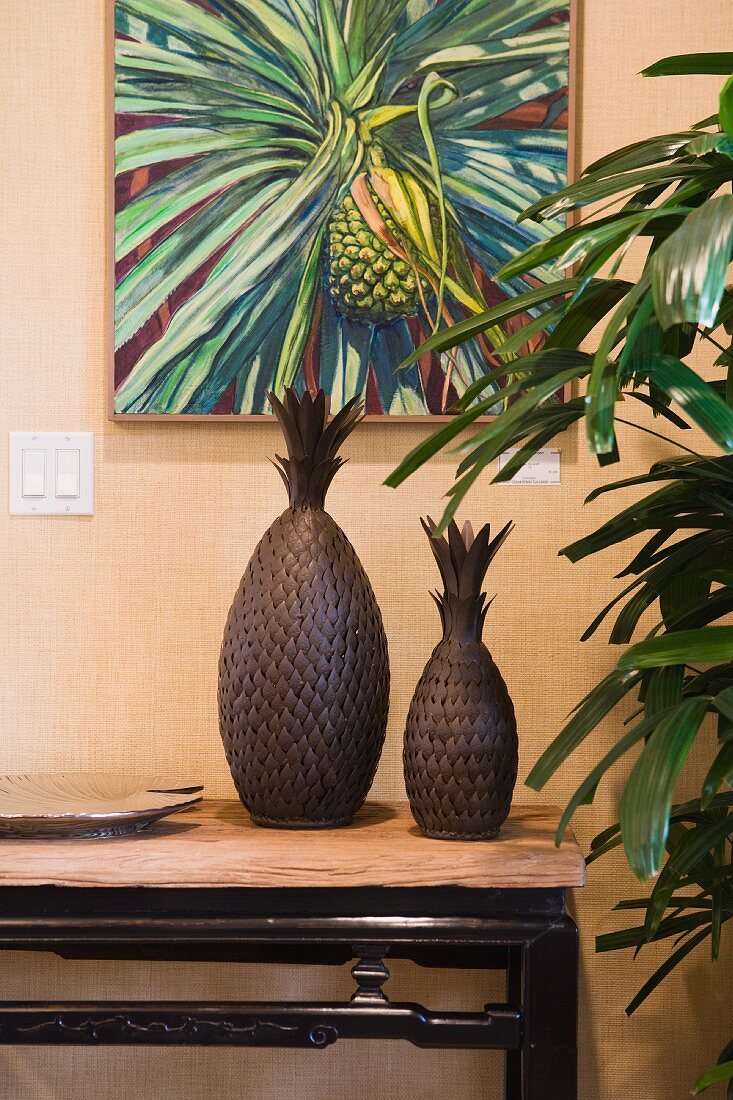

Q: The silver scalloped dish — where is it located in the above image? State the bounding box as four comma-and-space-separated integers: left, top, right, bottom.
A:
0, 774, 203, 838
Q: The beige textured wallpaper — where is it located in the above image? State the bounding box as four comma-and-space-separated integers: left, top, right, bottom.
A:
2, 1, 733, 1097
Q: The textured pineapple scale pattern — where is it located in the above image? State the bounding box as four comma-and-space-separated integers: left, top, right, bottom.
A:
325, 193, 423, 323
404, 640, 518, 839
219, 507, 389, 827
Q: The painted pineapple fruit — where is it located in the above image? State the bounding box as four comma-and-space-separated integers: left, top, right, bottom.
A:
404, 517, 518, 840
219, 389, 389, 828
325, 189, 425, 323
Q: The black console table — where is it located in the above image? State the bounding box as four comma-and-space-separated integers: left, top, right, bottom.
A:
0, 801, 585, 1099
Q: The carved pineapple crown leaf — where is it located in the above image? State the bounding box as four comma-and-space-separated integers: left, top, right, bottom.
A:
421, 516, 514, 639
268, 388, 363, 508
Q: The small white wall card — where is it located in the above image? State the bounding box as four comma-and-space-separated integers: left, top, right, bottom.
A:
498, 448, 561, 486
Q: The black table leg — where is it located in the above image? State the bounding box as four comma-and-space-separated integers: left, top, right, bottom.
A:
519, 915, 578, 1100
505, 946, 522, 1099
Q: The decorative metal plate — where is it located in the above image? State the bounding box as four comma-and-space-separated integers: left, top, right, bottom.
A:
0, 775, 203, 839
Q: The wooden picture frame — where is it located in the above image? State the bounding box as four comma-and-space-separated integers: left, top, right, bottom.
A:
110, 0, 578, 422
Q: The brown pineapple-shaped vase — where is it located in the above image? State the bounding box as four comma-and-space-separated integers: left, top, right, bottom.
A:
219, 389, 389, 828
404, 517, 518, 840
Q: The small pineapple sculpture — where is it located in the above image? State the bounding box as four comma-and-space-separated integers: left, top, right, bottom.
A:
404, 517, 518, 840
219, 389, 389, 828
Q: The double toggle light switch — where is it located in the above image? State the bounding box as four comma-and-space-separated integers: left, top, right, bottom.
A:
9, 433, 94, 515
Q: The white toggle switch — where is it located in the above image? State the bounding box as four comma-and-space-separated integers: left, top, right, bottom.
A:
21, 449, 46, 497
10, 433, 94, 515
56, 449, 80, 498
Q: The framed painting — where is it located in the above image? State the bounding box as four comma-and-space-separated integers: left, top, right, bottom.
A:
113, 0, 574, 419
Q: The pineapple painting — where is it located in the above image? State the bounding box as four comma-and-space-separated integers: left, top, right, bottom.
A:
114, 0, 571, 416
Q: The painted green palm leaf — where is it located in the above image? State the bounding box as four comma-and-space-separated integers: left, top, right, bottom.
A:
390, 129, 567, 290
371, 318, 430, 414
426, 55, 568, 128
116, 113, 353, 409
123, 239, 303, 412
415, 24, 569, 69
319, 293, 375, 408
115, 152, 301, 258
117, 0, 321, 107
391, 0, 565, 66
114, 0, 570, 414
116, 177, 291, 349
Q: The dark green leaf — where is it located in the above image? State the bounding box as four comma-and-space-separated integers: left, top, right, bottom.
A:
647, 352, 733, 446
615, 895, 719, 913
659, 571, 712, 628
625, 926, 711, 1014
525, 669, 643, 791
590, 792, 733, 866
597, 910, 711, 953
662, 588, 733, 633
625, 389, 689, 431
693, 1060, 733, 1094
498, 210, 681, 282
709, 571, 733, 588
668, 814, 733, 877
555, 705, 686, 843
642, 53, 733, 77
383, 387, 506, 489
492, 414, 579, 483
452, 364, 587, 474
543, 281, 633, 350
620, 698, 710, 879
642, 828, 704, 939
618, 627, 733, 670
711, 839, 727, 959
722, 74, 733, 138
457, 349, 591, 411
650, 197, 733, 330
582, 132, 703, 177
489, 399, 585, 483
391, 278, 590, 373
586, 279, 650, 456
714, 685, 733, 724
643, 666, 685, 717
564, 493, 718, 565
699, 739, 730, 809
519, 164, 703, 224
607, 546, 716, 646
692, 113, 721, 130
490, 302, 568, 360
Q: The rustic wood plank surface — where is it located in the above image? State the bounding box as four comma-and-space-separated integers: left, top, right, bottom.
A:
0, 800, 586, 889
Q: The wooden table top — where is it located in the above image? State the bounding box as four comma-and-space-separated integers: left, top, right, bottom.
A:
0, 800, 586, 890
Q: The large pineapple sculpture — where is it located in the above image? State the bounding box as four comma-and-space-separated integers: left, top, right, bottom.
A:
404, 517, 518, 840
219, 389, 389, 828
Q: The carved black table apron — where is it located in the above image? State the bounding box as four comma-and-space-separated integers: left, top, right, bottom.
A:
0, 801, 584, 1099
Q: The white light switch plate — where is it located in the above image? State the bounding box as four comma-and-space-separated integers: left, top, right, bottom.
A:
9, 433, 94, 515
498, 447, 561, 486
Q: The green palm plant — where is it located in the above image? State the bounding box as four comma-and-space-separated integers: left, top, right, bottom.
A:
114, 0, 570, 415
387, 68, 733, 509
558, 452, 733, 1098
388, 52, 733, 1094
